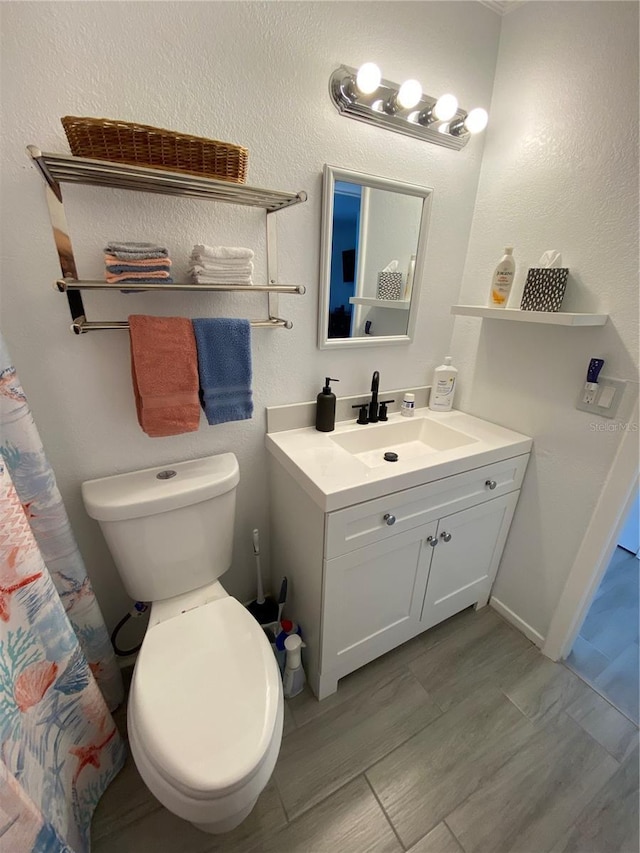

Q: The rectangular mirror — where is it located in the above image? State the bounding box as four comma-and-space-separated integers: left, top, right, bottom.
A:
318, 165, 432, 349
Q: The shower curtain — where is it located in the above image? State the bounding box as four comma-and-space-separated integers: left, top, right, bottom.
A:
0, 337, 126, 850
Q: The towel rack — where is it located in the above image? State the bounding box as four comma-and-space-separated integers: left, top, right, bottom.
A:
28, 146, 308, 333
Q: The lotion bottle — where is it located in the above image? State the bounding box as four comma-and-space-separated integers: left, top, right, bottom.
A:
429, 357, 458, 412
489, 247, 516, 308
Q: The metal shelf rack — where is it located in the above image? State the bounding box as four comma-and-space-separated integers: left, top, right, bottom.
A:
28, 146, 308, 334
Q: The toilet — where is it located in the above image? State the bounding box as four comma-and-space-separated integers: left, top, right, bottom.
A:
82, 453, 283, 834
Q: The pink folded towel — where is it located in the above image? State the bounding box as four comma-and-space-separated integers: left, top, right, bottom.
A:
128, 315, 201, 437
106, 270, 171, 283
104, 255, 172, 267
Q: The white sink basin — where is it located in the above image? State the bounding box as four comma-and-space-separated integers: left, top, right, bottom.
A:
265, 406, 533, 512
330, 417, 477, 468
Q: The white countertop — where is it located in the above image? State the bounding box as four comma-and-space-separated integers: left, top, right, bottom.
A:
266, 407, 532, 512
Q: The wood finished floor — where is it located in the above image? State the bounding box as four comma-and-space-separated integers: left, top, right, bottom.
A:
93, 606, 639, 853
566, 547, 639, 724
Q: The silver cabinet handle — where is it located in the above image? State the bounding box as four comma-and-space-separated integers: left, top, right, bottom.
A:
440, 531, 452, 542
383, 513, 396, 526
426, 535, 438, 547
485, 479, 497, 490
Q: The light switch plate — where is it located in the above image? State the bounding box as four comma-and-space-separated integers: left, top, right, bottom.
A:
576, 377, 627, 419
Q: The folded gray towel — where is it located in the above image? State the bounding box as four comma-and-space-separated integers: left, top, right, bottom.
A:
105, 241, 169, 259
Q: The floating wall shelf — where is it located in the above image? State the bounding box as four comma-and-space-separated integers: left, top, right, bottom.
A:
28, 146, 307, 333
349, 296, 410, 311
451, 305, 608, 327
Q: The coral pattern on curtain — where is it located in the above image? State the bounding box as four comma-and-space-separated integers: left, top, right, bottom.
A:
0, 336, 123, 711
0, 459, 126, 851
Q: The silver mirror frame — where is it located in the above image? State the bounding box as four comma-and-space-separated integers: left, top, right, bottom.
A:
318, 164, 433, 350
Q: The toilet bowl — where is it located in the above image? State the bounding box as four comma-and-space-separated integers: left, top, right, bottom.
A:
128, 589, 283, 833
82, 454, 283, 833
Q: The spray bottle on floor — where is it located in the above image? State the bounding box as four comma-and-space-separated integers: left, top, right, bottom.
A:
282, 634, 306, 698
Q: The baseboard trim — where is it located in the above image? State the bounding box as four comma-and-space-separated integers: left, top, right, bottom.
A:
490, 597, 545, 647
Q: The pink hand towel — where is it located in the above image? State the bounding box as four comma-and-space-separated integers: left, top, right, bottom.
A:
128, 315, 200, 437
106, 270, 171, 283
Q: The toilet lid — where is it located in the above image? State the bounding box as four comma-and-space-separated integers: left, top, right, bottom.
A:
129, 596, 282, 799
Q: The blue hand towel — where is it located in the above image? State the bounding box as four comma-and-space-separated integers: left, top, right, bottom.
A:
192, 318, 253, 425
106, 264, 172, 275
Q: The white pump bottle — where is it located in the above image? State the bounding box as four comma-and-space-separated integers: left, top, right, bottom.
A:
429, 356, 458, 412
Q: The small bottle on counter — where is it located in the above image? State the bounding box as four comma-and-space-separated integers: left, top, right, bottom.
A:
401, 392, 415, 417
316, 377, 339, 432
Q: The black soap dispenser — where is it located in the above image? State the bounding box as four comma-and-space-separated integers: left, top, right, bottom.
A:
316, 377, 339, 432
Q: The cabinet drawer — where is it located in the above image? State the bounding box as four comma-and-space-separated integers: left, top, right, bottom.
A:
325, 453, 528, 559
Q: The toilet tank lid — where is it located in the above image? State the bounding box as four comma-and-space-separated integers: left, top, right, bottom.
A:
82, 453, 239, 522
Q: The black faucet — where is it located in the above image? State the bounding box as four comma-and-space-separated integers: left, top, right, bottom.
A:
368, 371, 380, 423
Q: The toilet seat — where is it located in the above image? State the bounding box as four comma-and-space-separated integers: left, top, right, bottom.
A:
128, 596, 281, 800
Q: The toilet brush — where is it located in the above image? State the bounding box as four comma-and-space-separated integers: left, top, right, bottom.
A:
247, 528, 279, 624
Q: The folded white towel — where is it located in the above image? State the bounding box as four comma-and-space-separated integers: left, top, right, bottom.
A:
192, 245, 254, 261
190, 267, 253, 280
190, 253, 253, 265
189, 260, 254, 273
192, 273, 252, 284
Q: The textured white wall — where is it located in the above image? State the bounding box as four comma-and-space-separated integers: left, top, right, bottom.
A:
0, 1, 500, 628
451, 1, 639, 640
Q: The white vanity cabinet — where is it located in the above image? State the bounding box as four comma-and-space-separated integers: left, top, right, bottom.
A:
268, 451, 529, 700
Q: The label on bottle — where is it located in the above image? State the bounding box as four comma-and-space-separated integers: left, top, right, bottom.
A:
435, 377, 455, 397
491, 269, 514, 305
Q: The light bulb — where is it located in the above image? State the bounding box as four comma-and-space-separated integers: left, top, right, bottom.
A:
434, 93, 458, 122
356, 63, 382, 95
464, 107, 488, 134
397, 79, 422, 109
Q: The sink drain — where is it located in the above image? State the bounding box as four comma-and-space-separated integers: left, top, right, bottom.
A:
383, 451, 399, 462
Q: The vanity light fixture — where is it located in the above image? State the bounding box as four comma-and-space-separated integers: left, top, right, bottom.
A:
329, 64, 488, 151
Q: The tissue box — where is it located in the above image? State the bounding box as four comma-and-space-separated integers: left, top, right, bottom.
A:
520, 268, 569, 312
377, 271, 403, 300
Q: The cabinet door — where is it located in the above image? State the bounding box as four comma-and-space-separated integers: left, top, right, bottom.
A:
322, 521, 437, 682
421, 492, 519, 630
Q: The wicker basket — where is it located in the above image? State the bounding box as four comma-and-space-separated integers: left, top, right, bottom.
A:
61, 116, 249, 183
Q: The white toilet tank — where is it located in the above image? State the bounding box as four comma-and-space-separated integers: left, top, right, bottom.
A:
82, 454, 239, 602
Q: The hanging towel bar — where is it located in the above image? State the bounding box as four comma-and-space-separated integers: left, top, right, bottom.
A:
70, 316, 293, 335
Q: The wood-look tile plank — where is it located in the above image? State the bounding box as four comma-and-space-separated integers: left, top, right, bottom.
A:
565, 687, 639, 762
366, 686, 537, 849
282, 700, 296, 737
549, 747, 639, 853
243, 776, 401, 853
565, 634, 611, 682
287, 642, 420, 730
594, 644, 640, 724
274, 668, 441, 820
408, 608, 533, 712
91, 754, 161, 843
288, 606, 482, 729
503, 654, 594, 726
446, 713, 619, 853
407, 822, 464, 853
93, 779, 286, 853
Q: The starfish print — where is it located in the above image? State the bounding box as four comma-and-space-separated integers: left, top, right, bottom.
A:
21, 500, 35, 520
0, 550, 42, 621
0, 366, 26, 403
57, 572, 93, 612
69, 726, 117, 784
